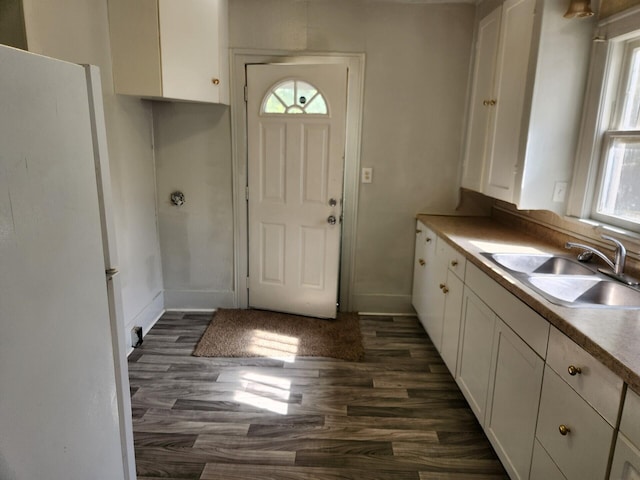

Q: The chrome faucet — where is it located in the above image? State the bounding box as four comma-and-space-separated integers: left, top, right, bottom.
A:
565, 235, 638, 285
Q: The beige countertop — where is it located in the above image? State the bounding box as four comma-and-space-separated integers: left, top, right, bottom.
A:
417, 214, 640, 393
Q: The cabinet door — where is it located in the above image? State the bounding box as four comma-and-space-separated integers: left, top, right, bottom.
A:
610, 434, 640, 480
423, 236, 448, 351
412, 222, 428, 320
483, 0, 535, 202
440, 272, 464, 375
159, 0, 228, 103
456, 287, 496, 424
530, 440, 567, 480
485, 319, 544, 480
461, 6, 501, 191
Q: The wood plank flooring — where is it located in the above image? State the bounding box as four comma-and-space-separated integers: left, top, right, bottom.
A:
128, 312, 508, 480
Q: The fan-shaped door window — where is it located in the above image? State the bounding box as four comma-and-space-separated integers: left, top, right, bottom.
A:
262, 79, 328, 115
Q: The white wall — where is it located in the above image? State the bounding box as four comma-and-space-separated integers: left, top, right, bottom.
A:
21, 0, 165, 335
153, 0, 475, 313
153, 102, 235, 309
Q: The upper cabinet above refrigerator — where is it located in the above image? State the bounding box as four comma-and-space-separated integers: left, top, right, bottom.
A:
461, 0, 595, 213
108, 0, 229, 104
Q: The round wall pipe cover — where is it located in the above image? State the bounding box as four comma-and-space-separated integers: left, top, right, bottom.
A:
170, 191, 185, 206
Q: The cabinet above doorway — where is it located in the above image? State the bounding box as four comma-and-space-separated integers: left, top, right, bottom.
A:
461, 0, 594, 213
108, 0, 229, 104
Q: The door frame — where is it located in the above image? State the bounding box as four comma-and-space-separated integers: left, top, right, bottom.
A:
230, 50, 365, 312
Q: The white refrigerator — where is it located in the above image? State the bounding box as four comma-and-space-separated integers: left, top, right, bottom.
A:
0, 45, 134, 479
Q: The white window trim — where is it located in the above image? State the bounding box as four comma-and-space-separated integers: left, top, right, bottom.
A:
568, 6, 640, 235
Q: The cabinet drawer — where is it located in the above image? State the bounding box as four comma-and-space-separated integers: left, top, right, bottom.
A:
537, 366, 614, 480
465, 263, 549, 358
441, 240, 466, 280
547, 327, 623, 426
530, 440, 566, 480
621, 389, 640, 449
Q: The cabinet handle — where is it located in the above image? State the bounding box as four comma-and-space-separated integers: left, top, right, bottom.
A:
426, 237, 432, 243
567, 365, 582, 376
416, 229, 422, 234
419, 258, 426, 266
488, 99, 497, 106
483, 100, 490, 106
558, 424, 571, 436
451, 260, 458, 267
439, 283, 446, 290
211, 78, 220, 85
442, 287, 449, 294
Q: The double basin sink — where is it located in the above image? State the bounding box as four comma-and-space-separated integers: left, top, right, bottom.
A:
481, 252, 640, 309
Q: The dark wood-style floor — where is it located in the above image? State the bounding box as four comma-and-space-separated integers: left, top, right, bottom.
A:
128, 311, 509, 480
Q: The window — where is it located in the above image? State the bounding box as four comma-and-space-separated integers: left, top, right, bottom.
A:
593, 37, 640, 229
262, 80, 328, 115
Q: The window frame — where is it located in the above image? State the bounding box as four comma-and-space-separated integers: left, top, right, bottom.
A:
568, 6, 640, 234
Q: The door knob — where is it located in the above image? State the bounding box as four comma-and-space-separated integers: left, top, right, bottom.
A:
327, 215, 337, 225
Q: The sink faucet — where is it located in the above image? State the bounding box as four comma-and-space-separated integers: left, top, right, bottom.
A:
565, 235, 638, 285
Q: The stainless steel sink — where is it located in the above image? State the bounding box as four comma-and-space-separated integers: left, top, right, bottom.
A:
482, 253, 595, 275
481, 252, 640, 308
527, 275, 640, 308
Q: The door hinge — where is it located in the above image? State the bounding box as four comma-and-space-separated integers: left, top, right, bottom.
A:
246, 276, 250, 289
244, 85, 248, 102
245, 186, 249, 201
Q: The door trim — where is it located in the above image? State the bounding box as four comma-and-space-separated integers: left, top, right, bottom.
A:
230, 50, 365, 312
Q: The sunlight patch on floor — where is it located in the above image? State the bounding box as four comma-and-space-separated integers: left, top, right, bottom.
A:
247, 329, 300, 363
233, 372, 293, 415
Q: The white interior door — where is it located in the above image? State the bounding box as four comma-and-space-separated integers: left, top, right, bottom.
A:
247, 64, 347, 319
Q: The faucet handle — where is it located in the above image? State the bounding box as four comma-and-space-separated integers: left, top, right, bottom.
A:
601, 234, 626, 275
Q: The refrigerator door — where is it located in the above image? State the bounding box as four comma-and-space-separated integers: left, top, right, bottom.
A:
0, 45, 127, 479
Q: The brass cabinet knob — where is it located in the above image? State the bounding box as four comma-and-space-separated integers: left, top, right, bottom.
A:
442, 287, 449, 294
559, 424, 570, 436
568, 365, 582, 376
483, 100, 490, 106
416, 229, 422, 234
489, 99, 497, 106
439, 283, 446, 290
211, 78, 220, 85
451, 260, 458, 267
419, 259, 426, 266
426, 237, 432, 243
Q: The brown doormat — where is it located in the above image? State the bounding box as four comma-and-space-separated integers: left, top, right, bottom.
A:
193, 309, 364, 361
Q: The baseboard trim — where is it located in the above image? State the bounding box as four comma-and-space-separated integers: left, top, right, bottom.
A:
164, 290, 235, 310
350, 294, 413, 314
126, 291, 165, 356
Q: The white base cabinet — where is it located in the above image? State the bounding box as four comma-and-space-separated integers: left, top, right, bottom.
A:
411, 223, 628, 480
611, 389, 640, 480
485, 318, 544, 479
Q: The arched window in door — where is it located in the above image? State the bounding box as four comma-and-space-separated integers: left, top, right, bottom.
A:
262, 79, 328, 115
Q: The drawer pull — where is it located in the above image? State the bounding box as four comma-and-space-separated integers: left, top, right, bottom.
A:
442, 287, 449, 294
558, 424, 571, 436
567, 365, 582, 376
419, 259, 426, 266
439, 283, 446, 290
451, 260, 459, 267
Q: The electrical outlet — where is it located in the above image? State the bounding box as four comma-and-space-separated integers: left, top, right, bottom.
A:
552, 182, 568, 202
361, 167, 373, 184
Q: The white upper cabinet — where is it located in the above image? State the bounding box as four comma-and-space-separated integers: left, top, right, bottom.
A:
108, 0, 229, 104
462, 0, 594, 213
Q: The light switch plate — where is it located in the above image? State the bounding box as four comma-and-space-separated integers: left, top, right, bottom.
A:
552, 182, 568, 202
361, 167, 373, 184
